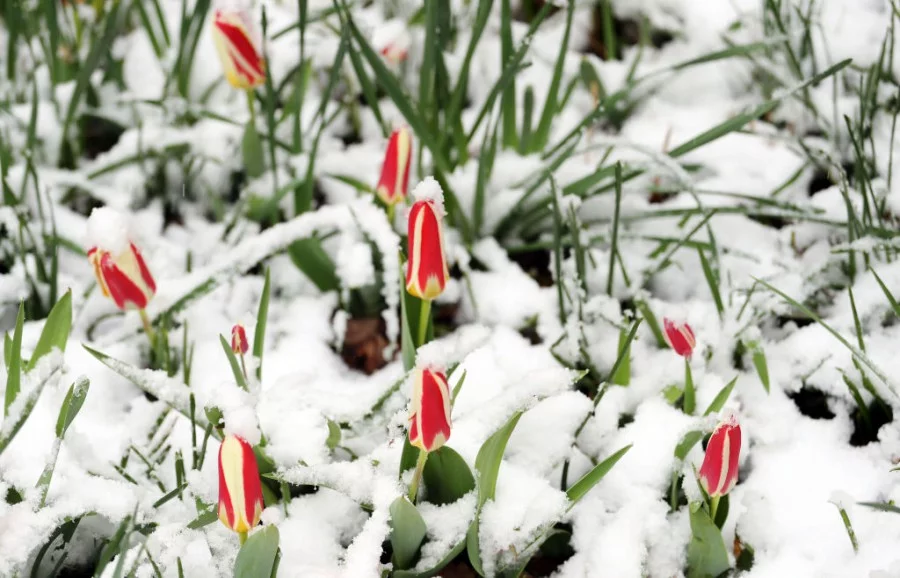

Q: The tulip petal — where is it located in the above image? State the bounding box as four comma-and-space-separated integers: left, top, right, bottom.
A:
406, 201, 449, 301
376, 127, 412, 206
218, 435, 264, 533
409, 369, 451, 452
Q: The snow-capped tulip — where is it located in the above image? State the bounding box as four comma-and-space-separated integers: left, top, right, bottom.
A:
88, 243, 156, 310
698, 414, 741, 498
664, 318, 696, 358
231, 324, 249, 355
375, 126, 412, 207
211, 9, 266, 90
406, 178, 450, 301
372, 19, 411, 65
408, 368, 451, 453
218, 435, 264, 534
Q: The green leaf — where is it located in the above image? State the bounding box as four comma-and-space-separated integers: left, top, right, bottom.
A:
612, 326, 631, 386
242, 121, 266, 178
565, 444, 632, 505
499, 0, 517, 149
55, 376, 90, 439
686, 502, 731, 578
635, 299, 667, 348
467, 411, 523, 575
287, 238, 340, 292
683, 361, 696, 415
219, 335, 249, 391
422, 446, 476, 506
393, 539, 467, 578
748, 342, 770, 393
674, 431, 705, 461
326, 419, 341, 451
254, 268, 271, 382
399, 260, 418, 372
698, 248, 724, 320
187, 508, 218, 529
28, 290, 72, 372
859, 501, 900, 514
532, 0, 574, 148
234, 525, 280, 578
872, 269, 900, 317
704, 376, 738, 416
4, 303, 24, 416
389, 496, 428, 570
674, 377, 737, 460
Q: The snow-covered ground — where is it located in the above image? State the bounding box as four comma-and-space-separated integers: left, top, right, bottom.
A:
2, 0, 900, 576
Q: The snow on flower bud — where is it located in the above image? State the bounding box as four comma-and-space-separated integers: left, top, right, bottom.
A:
218, 434, 264, 534
406, 177, 449, 301
698, 414, 741, 498
408, 367, 451, 453
211, 9, 266, 90
231, 324, 249, 355
663, 318, 696, 358
375, 126, 412, 207
372, 19, 411, 65
86, 208, 155, 311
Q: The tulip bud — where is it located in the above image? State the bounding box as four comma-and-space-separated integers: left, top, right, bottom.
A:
88, 242, 156, 311
218, 435, 264, 534
406, 178, 450, 301
409, 368, 451, 453
211, 9, 266, 90
375, 126, 412, 207
372, 19, 411, 65
663, 318, 696, 358
698, 414, 741, 498
231, 324, 249, 355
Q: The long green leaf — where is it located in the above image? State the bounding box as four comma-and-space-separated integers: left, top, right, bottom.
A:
234, 525, 280, 578
27, 290, 72, 372
422, 445, 476, 506
389, 496, 428, 570
219, 335, 249, 391
565, 444, 632, 505
686, 502, 730, 578
532, 0, 574, 148
254, 268, 271, 381
55, 375, 90, 438
4, 303, 24, 415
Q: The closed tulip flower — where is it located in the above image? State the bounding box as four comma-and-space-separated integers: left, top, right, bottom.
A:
211, 9, 266, 90
406, 177, 450, 302
663, 318, 696, 359
375, 126, 412, 207
231, 324, 249, 355
372, 19, 411, 65
698, 414, 741, 498
218, 435, 264, 541
408, 367, 452, 453
87, 208, 156, 312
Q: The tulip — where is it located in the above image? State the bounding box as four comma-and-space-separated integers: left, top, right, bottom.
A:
406, 183, 449, 303
375, 126, 412, 208
88, 243, 156, 311
218, 434, 264, 542
372, 19, 411, 65
211, 9, 266, 91
698, 414, 741, 522
663, 318, 696, 358
407, 367, 451, 502
231, 324, 249, 355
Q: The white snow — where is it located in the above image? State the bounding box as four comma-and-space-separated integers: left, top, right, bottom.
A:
85, 207, 130, 253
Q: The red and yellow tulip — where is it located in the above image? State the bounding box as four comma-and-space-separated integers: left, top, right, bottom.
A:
698, 414, 741, 498
406, 196, 449, 301
408, 368, 451, 453
211, 9, 266, 90
88, 243, 156, 311
376, 127, 412, 207
231, 324, 249, 355
663, 318, 696, 359
218, 435, 264, 535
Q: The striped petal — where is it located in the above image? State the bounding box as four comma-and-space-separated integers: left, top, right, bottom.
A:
88, 243, 156, 310
218, 435, 264, 533
375, 127, 412, 206
406, 200, 449, 301
698, 415, 741, 497
408, 368, 451, 453
663, 318, 696, 358
212, 10, 266, 90
232, 324, 249, 354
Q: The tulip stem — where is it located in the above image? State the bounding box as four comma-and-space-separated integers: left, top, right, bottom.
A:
387, 203, 395, 225
238, 530, 248, 546
246, 89, 258, 128
407, 448, 428, 503
683, 357, 695, 415
417, 299, 431, 347
709, 495, 721, 525
239, 352, 248, 381
138, 309, 155, 346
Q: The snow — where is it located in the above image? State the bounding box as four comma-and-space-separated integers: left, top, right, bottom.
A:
85, 207, 130, 253
410, 176, 446, 218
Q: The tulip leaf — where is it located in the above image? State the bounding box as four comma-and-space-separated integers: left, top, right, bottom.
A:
565, 444, 632, 506
749, 341, 770, 393
27, 290, 72, 372
242, 121, 265, 178
704, 376, 738, 416
187, 507, 218, 530
422, 445, 475, 506
4, 331, 12, 370
4, 303, 24, 416
399, 262, 418, 373
219, 335, 249, 391
674, 431, 705, 462
393, 539, 467, 578
612, 326, 631, 386
673, 376, 737, 461
686, 502, 730, 578
0, 357, 61, 455
253, 268, 271, 382
635, 298, 667, 348
389, 496, 428, 570
234, 525, 280, 578
55, 375, 90, 438
326, 418, 341, 451
287, 237, 340, 292
467, 411, 523, 575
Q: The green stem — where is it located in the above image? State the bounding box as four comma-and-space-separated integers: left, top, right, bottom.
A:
407, 448, 428, 503
138, 309, 155, 348
683, 357, 695, 415
246, 89, 258, 127
387, 203, 395, 224
239, 353, 248, 381
238, 530, 248, 545
417, 299, 432, 347
709, 495, 721, 525
669, 469, 680, 512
